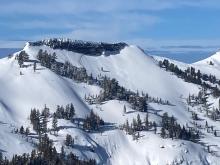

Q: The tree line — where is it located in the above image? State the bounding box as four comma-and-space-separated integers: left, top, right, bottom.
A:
120, 113, 157, 140
160, 113, 199, 141
29, 38, 127, 56
159, 59, 220, 97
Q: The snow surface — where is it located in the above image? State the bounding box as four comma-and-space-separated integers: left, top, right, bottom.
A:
0, 42, 219, 164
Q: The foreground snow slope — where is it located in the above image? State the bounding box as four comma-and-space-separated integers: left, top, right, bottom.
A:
0, 41, 219, 164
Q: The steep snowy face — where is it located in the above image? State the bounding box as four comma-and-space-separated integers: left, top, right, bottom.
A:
25, 42, 199, 101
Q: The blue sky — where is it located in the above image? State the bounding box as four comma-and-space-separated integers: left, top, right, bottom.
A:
1, 0, 220, 62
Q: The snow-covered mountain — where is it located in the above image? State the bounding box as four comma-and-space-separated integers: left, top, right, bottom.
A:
0, 38, 220, 164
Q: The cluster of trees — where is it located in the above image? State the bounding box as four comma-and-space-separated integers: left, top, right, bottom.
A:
30, 38, 127, 56
160, 113, 199, 141
98, 77, 126, 101
159, 59, 220, 97
187, 88, 220, 121
3, 106, 96, 165
17, 126, 30, 136
204, 121, 218, 137
121, 113, 157, 140
65, 134, 74, 147
37, 50, 94, 83
29, 103, 76, 136
0, 146, 96, 165
29, 103, 106, 133
97, 76, 171, 107
187, 88, 209, 106
128, 94, 148, 112
86, 76, 171, 112
23, 105, 96, 165
30, 105, 50, 136
83, 110, 104, 131
191, 112, 199, 120
210, 107, 220, 121
37, 49, 57, 69
16, 51, 29, 67
54, 103, 75, 120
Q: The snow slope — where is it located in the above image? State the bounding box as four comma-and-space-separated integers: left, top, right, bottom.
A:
0, 41, 219, 164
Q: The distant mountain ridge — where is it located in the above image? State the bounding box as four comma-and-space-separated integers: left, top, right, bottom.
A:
0, 48, 20, 58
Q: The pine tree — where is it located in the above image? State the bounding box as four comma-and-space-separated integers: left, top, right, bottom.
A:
41, 105, 50, 135
0, 152, 3, 163
132, 118, 137, 132
25, 127, 30, 136
17, 51, 29, 68
69, 103, 75, 119
214, 130, 217, 137
137, 114, 142, 131
161, 127, 166, 138
52, 114, 58, 135
18, 54, 23, 68
205, 121, 208, 128
20, 126, 24, 134
123, 105, 126, 115
33, 62, 37, 72
219, 98, 220, 110
145, 112, 149, 131
61, 146, 65, 159
125, 119, 129, 134
153, 122, 157, 134
65, 104, 70, 119
65, 134, 74, 147
42, 105, 50, 118
35, 110, 41, 135
41, 115, 48, 135
51, 52, 57, 63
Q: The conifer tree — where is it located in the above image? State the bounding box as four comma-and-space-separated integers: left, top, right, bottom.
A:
52, 114, 58, 135
20, 126, 24, 134
153, 122, 157, 134
161, 127, 166, 138
69, 103, 75, 119
137, 114, 142, 131
123, 105, 126, 115
25, 127, 30, 136
214, 130, 217, 137
145, 112, 149, 131
65, 134, 74, 147
33, 62, 37, 72
0, 152, 2, 163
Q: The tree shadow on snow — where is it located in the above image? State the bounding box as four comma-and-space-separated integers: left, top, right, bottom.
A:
58, 118, 117, 134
